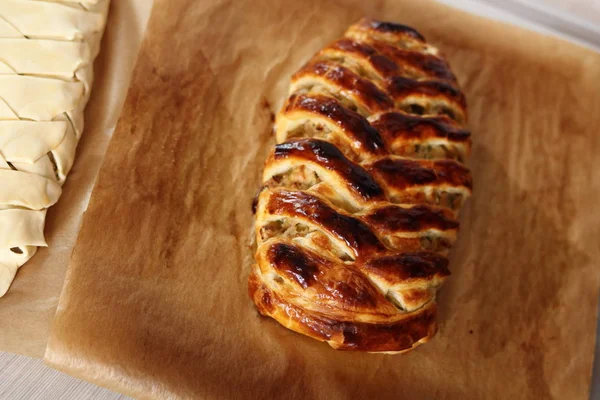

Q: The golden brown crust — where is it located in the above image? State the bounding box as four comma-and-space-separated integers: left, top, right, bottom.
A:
386, 76, 467, 123
317, 39, 400, 80
248, 265, 439, 352
291, 61, 394, 116
250, 18, 471, 352
369, 111, 471, 161
369, 41, 457, 83
276, 94, 387, 161
345, 19, 427, 50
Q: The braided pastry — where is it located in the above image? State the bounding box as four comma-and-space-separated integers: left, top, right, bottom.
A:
0, 0, 110, 297
249, 19, 472, 353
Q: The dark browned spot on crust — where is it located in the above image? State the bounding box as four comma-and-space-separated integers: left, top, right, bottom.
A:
367, 157, 472, 190
371, 111, 470, 142
252, 186, 265, 214
326, 39, 399, 77
262, 97, 271, 110
309, 301, 436, 351
266, 190, 386, 256
371, 42, 456, 82
268, 243, 321, 289
333, 281, 375, 306
265, 242, 384, 309
364, 204, 459, 232
252, 196, 258, 214
364, 19, 426, 42
285, 94, 387, 155
261, 290, 272, 308
368, 158, 436, 187
435, 159, 473, 188
248, 267, 274, 314
386, 76, 466, 107
337, 308, 434, 351
323, 268, 385, 309
361, 252, 450, 281
274, 138, 385, 200
294, 62, 394, 113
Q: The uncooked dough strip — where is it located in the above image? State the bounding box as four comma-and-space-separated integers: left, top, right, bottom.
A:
50, 120, 79, 182
0, 75, 84, 122
0, 39, 91, 80
11, 156, 58, 182
0, 246, 37, 297
0, 121, 68, 163
0, 209, 47, 248
1, 0, 105, 40
0, 169, 62, 210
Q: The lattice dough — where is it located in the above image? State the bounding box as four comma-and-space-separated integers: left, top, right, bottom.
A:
0, 0, 110, 297
249, 19, 472, 353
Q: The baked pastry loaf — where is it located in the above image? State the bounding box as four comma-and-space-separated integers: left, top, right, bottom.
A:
0, 0, 110, 297
249, 18, 472, 353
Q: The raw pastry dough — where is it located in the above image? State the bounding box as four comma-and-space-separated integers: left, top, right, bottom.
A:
249, 19, 472, 353
0, 0, 110, 297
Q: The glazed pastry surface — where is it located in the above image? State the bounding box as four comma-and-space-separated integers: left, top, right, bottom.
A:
249, 18, 472, 352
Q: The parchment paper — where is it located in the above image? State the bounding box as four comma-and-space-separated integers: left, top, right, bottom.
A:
0, 0, 154, 358
45, 0, 600, 398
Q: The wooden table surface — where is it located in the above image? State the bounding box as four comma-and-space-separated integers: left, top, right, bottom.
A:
1, 0, 597, 399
